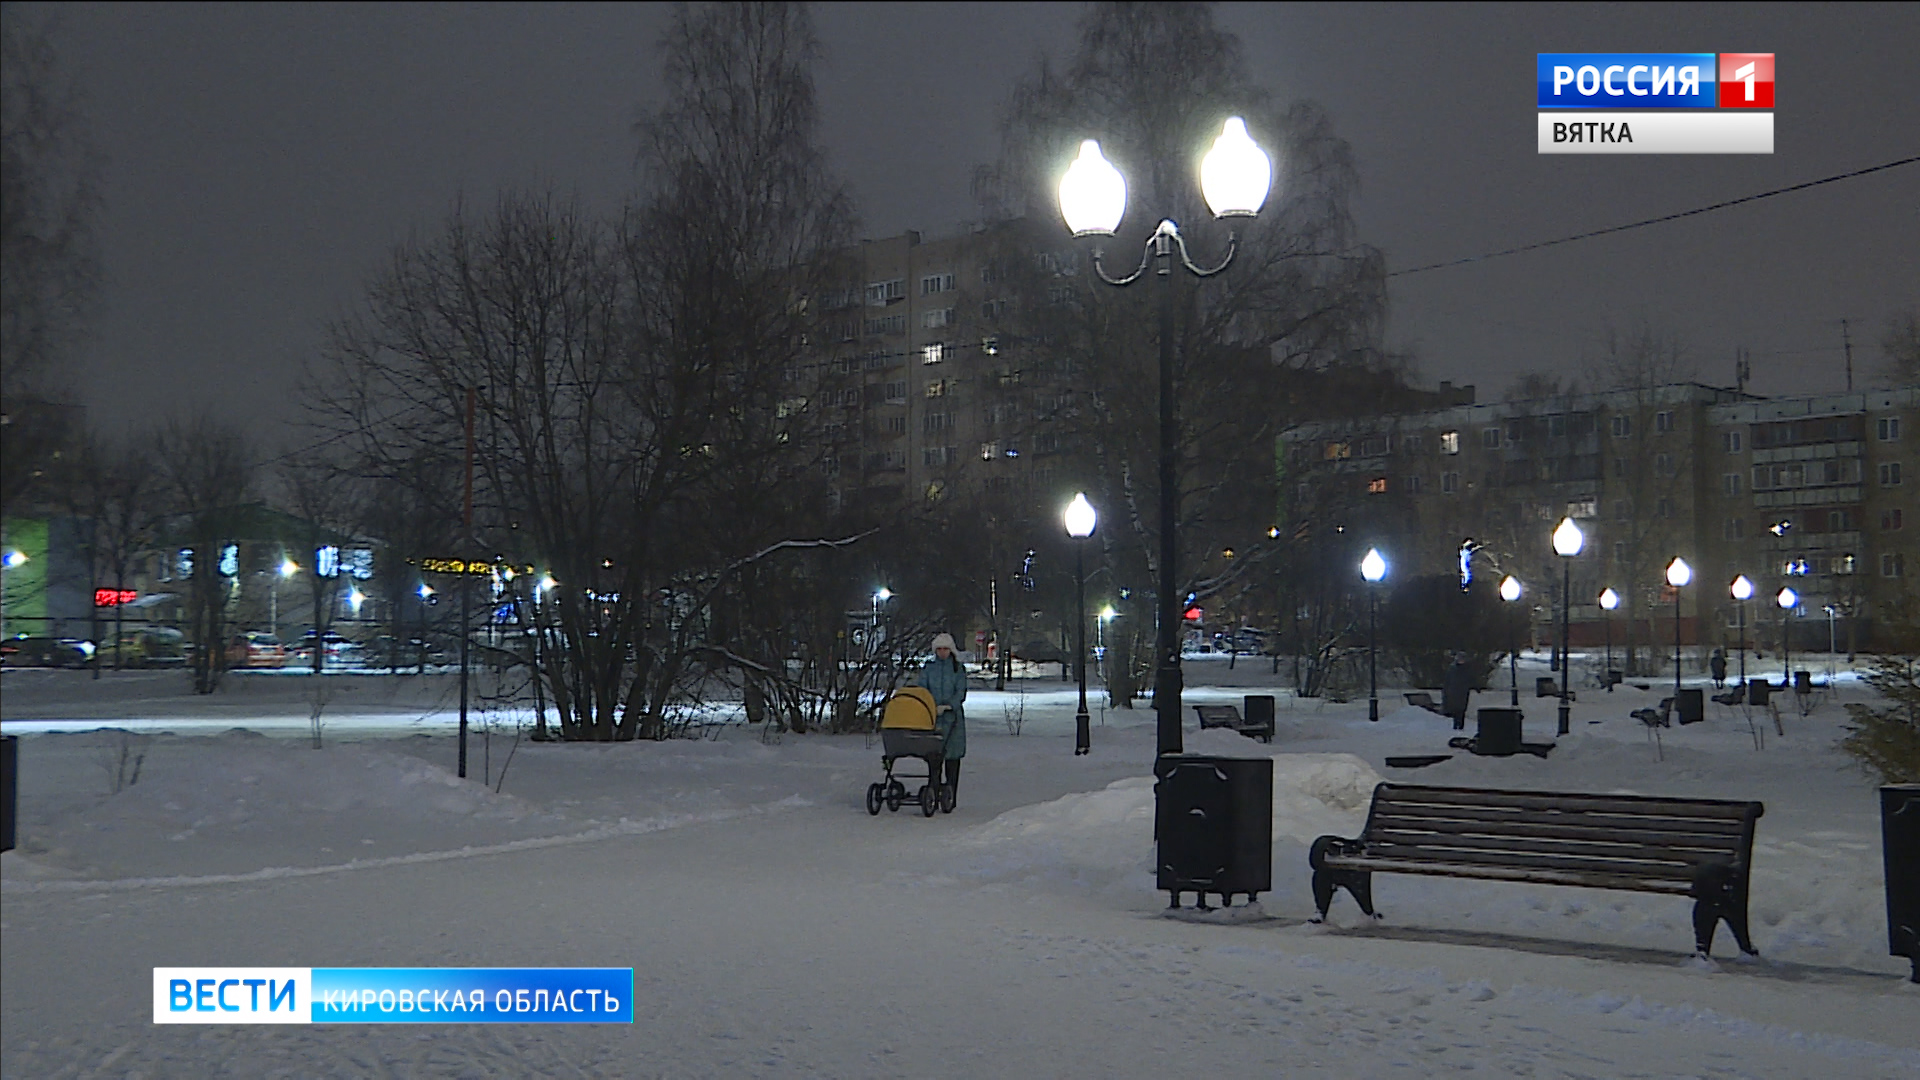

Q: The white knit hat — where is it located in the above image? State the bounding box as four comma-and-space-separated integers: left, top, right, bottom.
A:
931, 633, 958, 652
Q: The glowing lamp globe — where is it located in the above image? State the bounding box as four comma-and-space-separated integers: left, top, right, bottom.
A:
1500, 575, 1522, 602
1064, 492, 1097, 538
1730, 575, 1754, 601
1666, 557, 1692, 588
1598, 587, 1620, 611
1777, 587, 1798, 610
1200, 117, 1272, 219
1360, 547, 1388, 583
1058, 140, 1127, 237
1552, 517, 1585, 557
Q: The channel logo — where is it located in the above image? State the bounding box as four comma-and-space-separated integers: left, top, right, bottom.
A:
154, 967, 635, 1024
1537, 52, 1774, 154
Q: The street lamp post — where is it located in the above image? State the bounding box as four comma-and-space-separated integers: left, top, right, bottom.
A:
1666, 557, 1692, 697
1598, 587, 1620, 691
1065, 493, 1097, 755
1777, 586, 1798, 686
1058, 118, 1273, 757
1500, 575, 1523, 706
1361, 548, 1387, 721
872, 587, 893, 677
1097, 605, 1117, 707
1823, 604, 1837, 683
1731, 575, 1753, 690
1552, 518, 1584, 735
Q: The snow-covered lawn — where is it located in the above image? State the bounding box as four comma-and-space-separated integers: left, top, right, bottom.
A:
2, 657, 1915, 1077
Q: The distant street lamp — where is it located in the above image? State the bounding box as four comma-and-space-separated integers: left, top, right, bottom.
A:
872, 587, 893, 674
1731, 575, 1753, 690
0, 548, 27, 643
1059, 117, 1274, 757
1598, 587, 1620, 691
1360, 548, 1388, 722
1666, 557, 1692, 697
1064, 493, 1097, 755
1552, 518, 1584, 735
1500, 575, 1523, 706
1777, 586, 1798, 686
271, 557, 299, 637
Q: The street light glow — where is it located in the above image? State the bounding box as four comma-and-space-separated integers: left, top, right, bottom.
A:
1777, 586, 1798, 610
538, 574, 557, 593
1666, 557, 1692, 588
1598, 587, 1619, 611
1058, 140, 1126, 237
1063, 492, 1097, 538
279, 558, 299, 578
874, 587, 892, 603
349, 588, 366, 615
1500, 575, 1522, 602
1099, 605, 1117, 620
1199, 117, 1273, 219
1360, 547, 1387, 583
1552, 517, 1585, 557
1730, 575, 1754, 601
417, 583, 434, 600
2, 550, 26, 568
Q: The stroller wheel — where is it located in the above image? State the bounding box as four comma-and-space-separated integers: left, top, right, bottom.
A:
940, 784, 956, 814
919, 784, 938, 817
865, 783, 883, 816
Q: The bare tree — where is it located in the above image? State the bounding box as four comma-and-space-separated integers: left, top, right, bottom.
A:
73, 431, 165, 667
0, 6, 102, 516
155, 414, 255, 694
310, 2, 859, 740
1882, 308, 1920, 387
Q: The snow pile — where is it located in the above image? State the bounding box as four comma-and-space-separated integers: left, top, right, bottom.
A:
954, 748, 1382, 905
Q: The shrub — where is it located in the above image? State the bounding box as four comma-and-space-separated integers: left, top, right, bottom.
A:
1380, 574, 1511, 690
1842, 652, 1920, 784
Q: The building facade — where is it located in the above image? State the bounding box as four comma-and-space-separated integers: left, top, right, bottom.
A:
1282, 384, 1917, 666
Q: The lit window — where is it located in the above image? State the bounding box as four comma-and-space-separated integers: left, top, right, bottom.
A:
980, 441, 998, 461
1440, 431, 1460, 455
1367, 477, 1388, 494
922, 342, 947, 364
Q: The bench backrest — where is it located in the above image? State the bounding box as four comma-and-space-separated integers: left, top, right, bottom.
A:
1358, 783, 1763, 891
1193, 705, 1242, 727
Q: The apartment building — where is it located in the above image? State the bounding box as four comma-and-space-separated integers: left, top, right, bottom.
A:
817, 225, 1079, 514
1281, 384, 1917, 657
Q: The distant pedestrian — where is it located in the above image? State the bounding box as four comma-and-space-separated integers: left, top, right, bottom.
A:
1709, 648, 1728, 689
917, 633, 968, 806
1442, 653, 1474, 731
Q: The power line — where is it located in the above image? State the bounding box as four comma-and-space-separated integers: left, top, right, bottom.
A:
1389, 155, 1920, 278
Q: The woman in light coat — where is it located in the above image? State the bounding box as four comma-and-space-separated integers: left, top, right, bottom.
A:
916, 633, 968, 800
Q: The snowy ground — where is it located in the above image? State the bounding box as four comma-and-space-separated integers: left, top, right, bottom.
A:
2, 654, 1915, 1078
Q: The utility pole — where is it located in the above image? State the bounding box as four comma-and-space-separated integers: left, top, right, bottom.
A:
1841, 319, 1855, 392
459, 386, 475, 779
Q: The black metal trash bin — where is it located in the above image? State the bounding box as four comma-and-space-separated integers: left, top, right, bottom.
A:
1242, 695, 1276, 740
1535, 676, 1559, 699
1794, 670, 1814, 695
1676, 688, 1705, 725
1154, 755, 1272, 909
1748, 678, 1772, 707
1883, 785, 1920, 983
1, 734, 16, 853
1475, 708, 1523, 756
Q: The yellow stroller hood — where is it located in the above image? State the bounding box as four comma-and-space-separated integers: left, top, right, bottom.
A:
880, 686, 939, 731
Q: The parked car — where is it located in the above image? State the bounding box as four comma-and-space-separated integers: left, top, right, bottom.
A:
97, 627, 188, 668
1, 636, 94, 668
291, 628, 360, 667
359, 634, 452, 669
227, 631, 288, 669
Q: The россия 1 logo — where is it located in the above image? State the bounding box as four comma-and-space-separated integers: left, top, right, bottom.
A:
1536, 52, 1773, 154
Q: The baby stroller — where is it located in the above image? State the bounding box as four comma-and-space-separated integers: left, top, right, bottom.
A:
866, 687, 955, 816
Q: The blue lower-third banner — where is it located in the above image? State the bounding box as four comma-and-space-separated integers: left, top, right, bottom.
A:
154, 967, 634, 1024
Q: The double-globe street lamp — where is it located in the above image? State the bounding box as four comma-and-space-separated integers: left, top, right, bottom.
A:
1360, 548, 1388, 721
1666, 557, 1693, 697
1552, 517, 1584, 735
1064, 493, 1097, 755
1500, 575, 1524, 706
1058, 117, 1273, 757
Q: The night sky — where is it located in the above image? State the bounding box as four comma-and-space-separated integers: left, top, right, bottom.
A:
40, 2, 1920, 443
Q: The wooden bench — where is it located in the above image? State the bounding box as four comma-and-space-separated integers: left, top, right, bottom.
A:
1404, 692, 1447, 716
1309, 783, 1765, 956
1193, 704, 1274, 743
